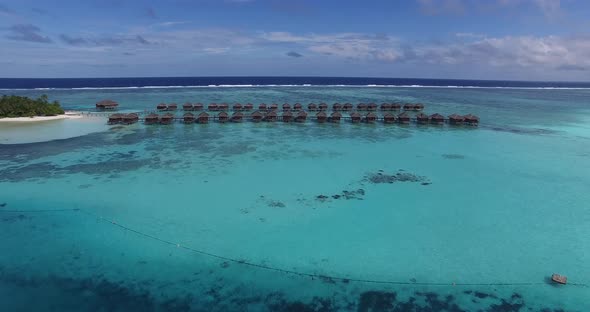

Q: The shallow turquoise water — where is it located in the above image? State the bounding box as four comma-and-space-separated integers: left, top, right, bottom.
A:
1, 87, 589, 311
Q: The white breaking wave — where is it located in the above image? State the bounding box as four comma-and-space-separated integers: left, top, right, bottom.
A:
0, 84, 589, 91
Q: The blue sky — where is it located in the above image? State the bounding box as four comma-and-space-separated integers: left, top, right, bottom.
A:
1, 0, 589, 80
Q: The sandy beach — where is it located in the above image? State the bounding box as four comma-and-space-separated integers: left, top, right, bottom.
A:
0, 111, 84, 123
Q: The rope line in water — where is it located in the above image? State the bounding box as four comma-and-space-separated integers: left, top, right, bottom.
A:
2, 208, 587, 288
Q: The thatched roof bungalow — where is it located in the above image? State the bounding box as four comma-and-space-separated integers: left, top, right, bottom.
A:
333, 103, 342, 111
270, 103, 278, 111
367, 103, 377, 111
244, 103, 254, 110
218, 103, 229, 111
144, 113, 159, 125
97, 99, 119, 110
161, 113, 174, 125
316, 111, 327, 123
429, 113, 445, 125
357, 103, 368, 111
391, 103, 401, 110
383, 113, 396, 124
380, 103, 391, 111
350, 112, 361, 123
319, 103, 328, 111
329, 112, 342, 123
123, 113, 139, 125
463, 114, 479, 126
295, 110, 307, 122
403, 104, 414, 111
156, 103, 167, 111
259, 103, 267, 111
168, 103, 178, 111
294, 103, 303, 110
414, 103, 424, 111
364, 112, 377, 123
183, 102, 193, 111
218, 111, 229, 122
208, 103, 218, 111
283, 103, 291, 111
397, 112, 410, 124
308, 103, 318, 111
107, 113, 124, 124
448, 114, 464, 125
193, 103, 204, 111
281, 111, 292, 122
233, 103, 242, 111
183, 113, 195, 124
264, 110, 277, 122
231, 112, 243, 122
416, 113, 429, 124
251, 111, 263, 122
197, 112, 209, 124
343, 103, 353, 111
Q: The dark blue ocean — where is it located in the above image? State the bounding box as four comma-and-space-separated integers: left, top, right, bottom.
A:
1, 76, 590, 89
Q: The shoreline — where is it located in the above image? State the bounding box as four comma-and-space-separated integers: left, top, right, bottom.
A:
0, 111, 84, 123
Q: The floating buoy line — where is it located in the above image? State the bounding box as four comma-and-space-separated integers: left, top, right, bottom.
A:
1, 208, 586, 288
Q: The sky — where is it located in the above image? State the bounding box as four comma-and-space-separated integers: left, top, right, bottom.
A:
1, 0, 590, 81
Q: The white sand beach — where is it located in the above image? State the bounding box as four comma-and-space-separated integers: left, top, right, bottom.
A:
0, 111, 83, 123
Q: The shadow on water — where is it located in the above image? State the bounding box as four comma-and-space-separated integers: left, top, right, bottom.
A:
0, 271, 568, 312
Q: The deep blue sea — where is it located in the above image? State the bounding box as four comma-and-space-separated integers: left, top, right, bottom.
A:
1, 77, 589, 311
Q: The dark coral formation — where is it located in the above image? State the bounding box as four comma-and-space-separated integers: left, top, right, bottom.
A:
364, 170, 430, 185
316, 189, 365, 202
442, 154, 465, 159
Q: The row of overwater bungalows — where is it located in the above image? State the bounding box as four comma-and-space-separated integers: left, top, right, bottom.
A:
110, 111, 479, 126
156, 102, 425, 112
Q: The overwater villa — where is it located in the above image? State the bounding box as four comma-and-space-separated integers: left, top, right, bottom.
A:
367, 103, 377, 111
244, 103, 254, 110
270, 103, 278, 110
107, 113, 124, 124
357, 103, 368, 111
282, 111, 293, 122
343, 103, 353, 111
97, 99, 119, 110
123, 113, 139, 125
403, 104, 414, 111
308, 103, 318, 111
430, 113, 445, 125
233, 103, 242, 111
319, 103, 328, 111
383, 112, 396, 124
168, 103, 178, 111
208, 103, 218, 111
251, 111, 263, 122
219, 103, 229, 111
144, 113, 159, 125
414, 103, 424, 111
365, 112, 377, 123
231, 112, 243, 122
264, 110, 277, 122
295, 110, 307, 122
350, 112, 361, 123
391, 103, 401, 110
161, 113, 174, 125
294, 103, 303, 110
333, 103, 342, 111
156, 103, 167, 111
183, 102, 193, 111
218, 111, 229, 122
316, 111, 328, 123
416, 112, 429, 124
183, 112, 195, 124
398, 112, 411, 124
329, 112, 342, 123
463, 114, 480, 126
259, 103, 267, 111
380, 103, 391, 111
194, 103, 204, 111
448, 114, 465, 125
283, 103, 291, 111
197, 112, 209, 123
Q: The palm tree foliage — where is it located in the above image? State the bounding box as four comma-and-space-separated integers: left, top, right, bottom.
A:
0, 95, 64, 118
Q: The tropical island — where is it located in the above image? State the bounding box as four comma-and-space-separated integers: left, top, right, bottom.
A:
0, 94, 65, 118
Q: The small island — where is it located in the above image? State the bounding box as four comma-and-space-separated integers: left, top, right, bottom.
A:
0, 95, 65, 118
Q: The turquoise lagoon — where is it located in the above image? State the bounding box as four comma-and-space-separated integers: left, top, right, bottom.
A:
1, 86, 589, 311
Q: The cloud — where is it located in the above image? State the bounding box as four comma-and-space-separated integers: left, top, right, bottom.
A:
59, 34, 151, 46
286, 51, 303, 57
6, 24, 52, 43
556, 64, 587, 71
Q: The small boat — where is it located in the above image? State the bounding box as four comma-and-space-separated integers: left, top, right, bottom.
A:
551, 274, 567, 285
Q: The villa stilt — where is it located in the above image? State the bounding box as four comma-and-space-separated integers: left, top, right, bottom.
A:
108, 113, 124, 124
448, 114, 464, 125
333, 103, 342, 111
156, 103, 167, 111
416, 113, 429, 124
430, 113, 445, 125
194, 103, 203, 111
168, 103, 178, 111
265, 110, 277, 122
244, 103, 254, 111
233, 103, 242, 111
365, 112, 377, 123
208, 103, 218, 111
